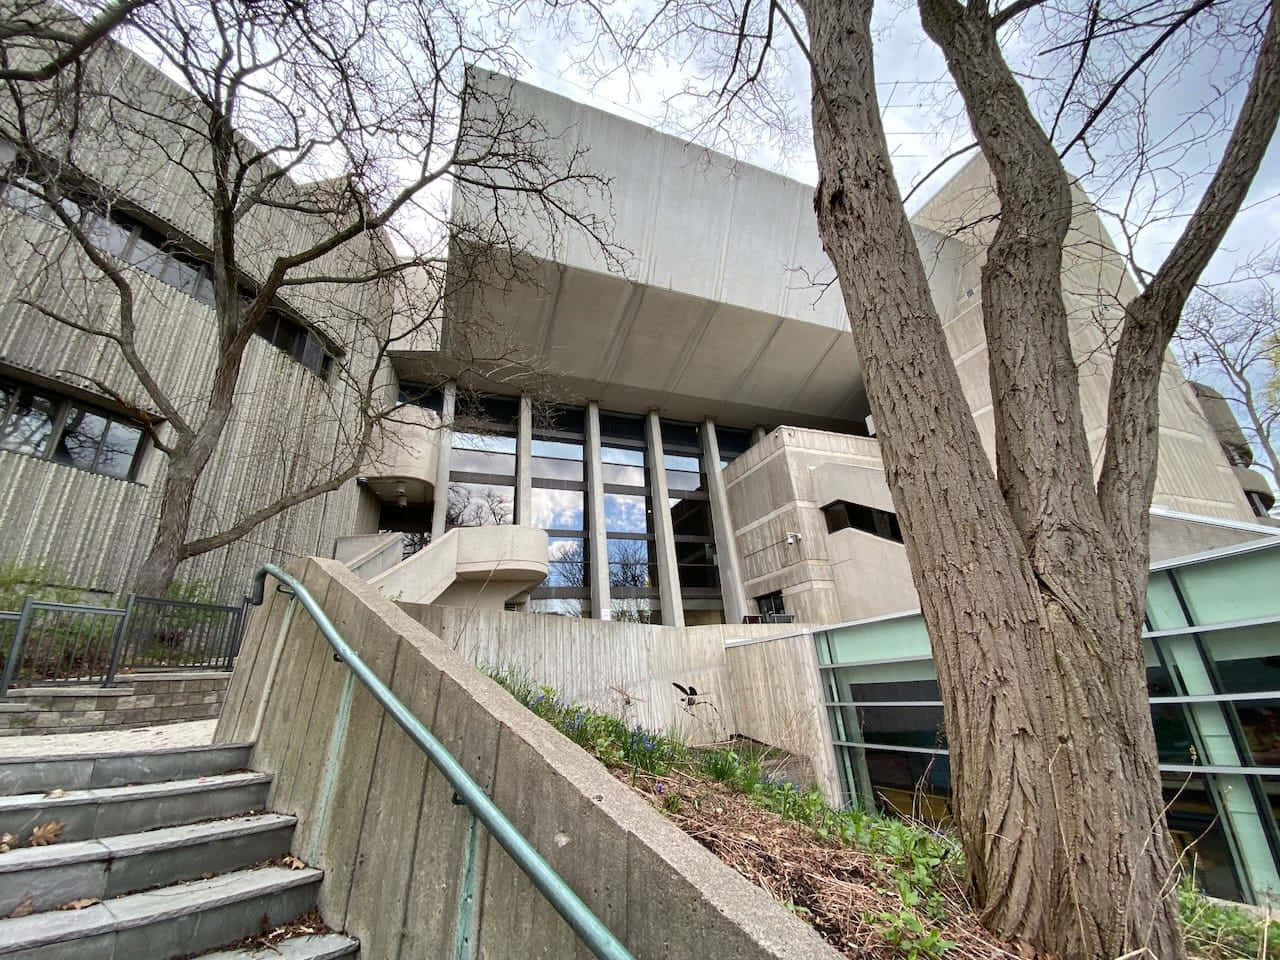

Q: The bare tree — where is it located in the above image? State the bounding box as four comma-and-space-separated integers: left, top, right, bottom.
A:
0, 0, 618, 598
1177, 270, 1280, 509
545, 0, 1280, 954
0, 0, 153, 82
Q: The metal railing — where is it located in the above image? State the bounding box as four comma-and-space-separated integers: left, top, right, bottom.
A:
0, 595, 242, 695
249, 562, 634, 960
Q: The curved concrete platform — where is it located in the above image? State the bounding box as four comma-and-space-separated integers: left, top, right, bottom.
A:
367, 525, 548, 608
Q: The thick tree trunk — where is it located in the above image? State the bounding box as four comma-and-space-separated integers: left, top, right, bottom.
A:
797, 2, 1185, 956
132, 454, 202, 598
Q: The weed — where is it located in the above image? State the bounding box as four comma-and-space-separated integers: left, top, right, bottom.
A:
868, 910, 956, 960
1177, 873, 1280, 959
0, 560, 79, 611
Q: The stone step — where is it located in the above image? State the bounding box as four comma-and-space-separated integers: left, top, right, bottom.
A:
0, 772, 270, 843
199, 933, 360, 959
0, 743, 253, 796
0, 812, 296, 915
0, 864, 321, 959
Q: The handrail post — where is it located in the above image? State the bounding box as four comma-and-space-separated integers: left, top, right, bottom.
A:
1, 596, 35, 698
104, 595, 135, 688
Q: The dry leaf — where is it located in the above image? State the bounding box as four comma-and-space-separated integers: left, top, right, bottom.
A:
0, 832, 15, 853
28, 821, 64, 846
8, 894, 33, 919
281, 854, 306, 870
60, 898, 100, 911
45, 789, 65, 799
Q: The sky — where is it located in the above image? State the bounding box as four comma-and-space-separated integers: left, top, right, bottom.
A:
500, 1, 1280, 288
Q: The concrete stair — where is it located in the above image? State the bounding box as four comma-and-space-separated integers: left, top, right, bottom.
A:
0, 744, 359, 959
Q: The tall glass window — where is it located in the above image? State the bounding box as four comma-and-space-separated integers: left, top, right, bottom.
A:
529, 406, 590, 617
446, 394, 517, 528
599, 411, 660, 623
662, 418, 723, 624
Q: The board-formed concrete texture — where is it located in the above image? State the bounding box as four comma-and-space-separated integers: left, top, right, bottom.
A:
217, 557, 846, 959
401, 602, 799, 747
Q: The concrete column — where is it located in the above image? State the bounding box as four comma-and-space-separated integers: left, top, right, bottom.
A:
701, 419, 749, 625
584, 402, 611, 619
429, 381, 457, 538
645, 411, 684, 628
751, 426, 767, 445
515, 394, 533, 525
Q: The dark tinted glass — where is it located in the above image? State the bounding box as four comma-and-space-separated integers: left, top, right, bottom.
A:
0, 387, 54, 456
97, 421, 142, 479
51, 406, 107, 470
1164, 774, 1243, 901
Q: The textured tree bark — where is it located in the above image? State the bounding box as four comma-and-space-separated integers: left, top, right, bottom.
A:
797, 1, 1187, 956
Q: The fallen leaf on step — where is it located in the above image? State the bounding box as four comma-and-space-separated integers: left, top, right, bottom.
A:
0, 833, 15, 853
28, 821, 64, 846
45, 788, 65, 798
281, 854, 307, 870
8, 894, 33, 918
59, 898, 100, 910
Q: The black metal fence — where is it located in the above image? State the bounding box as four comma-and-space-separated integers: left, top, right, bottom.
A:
0, 594, 244, 695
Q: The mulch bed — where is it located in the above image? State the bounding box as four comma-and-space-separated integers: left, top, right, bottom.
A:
617, 766, 1022, 960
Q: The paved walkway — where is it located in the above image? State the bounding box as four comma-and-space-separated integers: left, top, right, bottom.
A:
0, 719, 216, 759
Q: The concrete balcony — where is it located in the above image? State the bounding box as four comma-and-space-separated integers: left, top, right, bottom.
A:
367, 525, 548, 608
362, 406, 441, 505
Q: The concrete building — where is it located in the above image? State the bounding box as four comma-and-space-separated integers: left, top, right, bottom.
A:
0, 47, 1274, 621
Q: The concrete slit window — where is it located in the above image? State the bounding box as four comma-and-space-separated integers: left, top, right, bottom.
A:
755, 590, 790, 622
0, 376, 144, 480
398, 382, 445, 413
822, 499, 903, 543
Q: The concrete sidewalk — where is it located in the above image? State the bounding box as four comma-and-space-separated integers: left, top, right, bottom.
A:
0, 719, 216, 759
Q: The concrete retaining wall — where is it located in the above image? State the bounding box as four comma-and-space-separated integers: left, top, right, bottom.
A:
216, 558, 842, 960
0, 671, 229, 736
400, 603, 792, 746
725, 633, 841, 802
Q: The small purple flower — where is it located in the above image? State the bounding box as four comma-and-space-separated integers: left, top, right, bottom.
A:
655, 783, 665, 795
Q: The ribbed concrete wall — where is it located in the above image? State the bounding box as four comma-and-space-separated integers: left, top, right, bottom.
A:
216, 558, 842, 960
0, 31, 383, 601
400, 603, 796, 747
914, 155, 1255, 522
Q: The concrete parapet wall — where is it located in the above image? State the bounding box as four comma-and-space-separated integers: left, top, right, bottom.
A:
216, 557, 842, 959
0, 672, 229, 736
401, 603, 792, 746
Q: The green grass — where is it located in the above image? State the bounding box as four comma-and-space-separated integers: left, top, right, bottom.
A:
1179, 874, 1280, 959
488, 666, 1278, 959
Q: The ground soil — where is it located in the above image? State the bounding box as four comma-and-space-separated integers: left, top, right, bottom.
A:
617, 766, 1024, 960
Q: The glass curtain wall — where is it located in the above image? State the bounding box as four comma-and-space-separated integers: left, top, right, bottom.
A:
446, 394, 518, 528
529, 407, 590, 616
815, 540, 1280, 904
599, 411, 661, 623
715, 424, 752, 469
661, 418, 724, 624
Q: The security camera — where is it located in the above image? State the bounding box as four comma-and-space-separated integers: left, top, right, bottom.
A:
784, 531, 802, 545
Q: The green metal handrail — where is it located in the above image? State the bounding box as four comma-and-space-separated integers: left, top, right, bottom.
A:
249, 563, 634, 960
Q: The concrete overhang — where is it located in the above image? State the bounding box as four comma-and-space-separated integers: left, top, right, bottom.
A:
414, 69, 884, 431
393, 254, 870, 431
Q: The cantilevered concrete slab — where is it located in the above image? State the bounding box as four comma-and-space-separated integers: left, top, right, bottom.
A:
393, 70, 967, 432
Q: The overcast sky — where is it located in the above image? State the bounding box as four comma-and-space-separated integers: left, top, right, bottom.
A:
503, 1, 1280, 288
